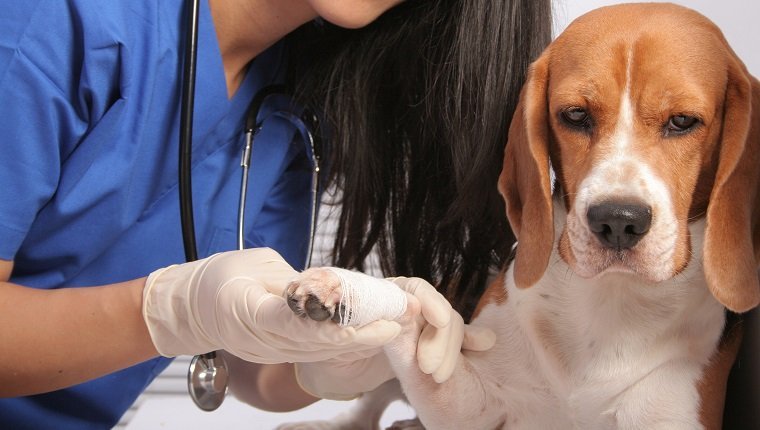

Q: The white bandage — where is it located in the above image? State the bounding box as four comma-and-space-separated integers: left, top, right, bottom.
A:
324, 268, 408, 328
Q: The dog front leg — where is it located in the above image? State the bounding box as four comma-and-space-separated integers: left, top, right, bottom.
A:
384, 315, 506, 430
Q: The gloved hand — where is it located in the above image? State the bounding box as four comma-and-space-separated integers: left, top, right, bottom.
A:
294, 348, 392, 400
294, 276, 496, 400
142, 248, 402, 363
392, 277, 496, 382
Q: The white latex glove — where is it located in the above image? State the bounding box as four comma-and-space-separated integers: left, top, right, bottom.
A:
142, 248, 402, 363
392, 277, 496, 382
295, 348, 394, 400
294, 276, 496, 399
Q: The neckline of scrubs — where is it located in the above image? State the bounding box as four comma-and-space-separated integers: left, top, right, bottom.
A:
190, 0, 285, 151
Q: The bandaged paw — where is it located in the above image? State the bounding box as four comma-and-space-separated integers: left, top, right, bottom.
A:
285, 267, 408, 327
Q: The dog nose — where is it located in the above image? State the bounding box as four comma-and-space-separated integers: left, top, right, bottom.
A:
586, 202, 652, 250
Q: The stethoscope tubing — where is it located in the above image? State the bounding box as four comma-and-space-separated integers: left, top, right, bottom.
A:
237, 84, 287, 250
237, 130, 254, 251
179, 0, 201, 263
178, 0, 227, 411
178, 0, 322, 411
179, 0, 225, 413
238, 108, 322, 263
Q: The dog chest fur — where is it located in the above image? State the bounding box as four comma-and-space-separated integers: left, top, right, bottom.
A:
467, 205, 725, 429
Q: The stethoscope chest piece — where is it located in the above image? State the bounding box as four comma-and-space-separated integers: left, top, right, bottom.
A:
187, 352, 229, 411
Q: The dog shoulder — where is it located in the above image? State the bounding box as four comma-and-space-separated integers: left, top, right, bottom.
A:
471, 269, 508, 321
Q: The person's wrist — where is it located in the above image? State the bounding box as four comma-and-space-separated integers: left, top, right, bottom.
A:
142, 260, 218, 357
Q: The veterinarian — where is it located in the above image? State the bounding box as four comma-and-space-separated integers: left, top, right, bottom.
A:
0, 0, 551, 428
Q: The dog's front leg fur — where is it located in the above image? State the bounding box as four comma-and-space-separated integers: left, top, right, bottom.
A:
385, 312, 505, 430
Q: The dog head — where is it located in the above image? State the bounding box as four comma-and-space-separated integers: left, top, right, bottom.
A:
498, 3, 760, 312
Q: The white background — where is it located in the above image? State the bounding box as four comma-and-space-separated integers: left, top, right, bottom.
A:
124, 1, 760, 428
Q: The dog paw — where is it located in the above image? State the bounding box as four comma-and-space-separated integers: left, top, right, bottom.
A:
285, 267, 408, 327
285, 268, 346, 324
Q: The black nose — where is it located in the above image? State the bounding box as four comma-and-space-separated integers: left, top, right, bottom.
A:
586, 202, 652, 250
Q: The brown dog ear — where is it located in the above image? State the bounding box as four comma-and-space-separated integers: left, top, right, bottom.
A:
498, 55, 554, 289
703, 57, 760, 313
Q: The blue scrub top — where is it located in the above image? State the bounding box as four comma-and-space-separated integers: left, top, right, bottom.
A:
0, 0, 315, 428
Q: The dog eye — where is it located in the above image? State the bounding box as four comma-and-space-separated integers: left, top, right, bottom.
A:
666, 115, 699, 135
560, 107, 591, 129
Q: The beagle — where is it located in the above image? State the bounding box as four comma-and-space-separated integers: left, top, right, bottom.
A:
282, 3, 759, 429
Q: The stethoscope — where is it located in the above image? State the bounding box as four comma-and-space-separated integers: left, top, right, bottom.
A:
178, 0, 322, 411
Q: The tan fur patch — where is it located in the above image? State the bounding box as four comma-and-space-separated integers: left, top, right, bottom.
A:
471, 271, 508, 320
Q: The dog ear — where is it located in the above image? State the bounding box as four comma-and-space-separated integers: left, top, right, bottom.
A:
498, 55, 554, 289
703, 57, 760, 313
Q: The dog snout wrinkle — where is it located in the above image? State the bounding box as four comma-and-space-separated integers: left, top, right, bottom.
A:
587, 202, 652, 250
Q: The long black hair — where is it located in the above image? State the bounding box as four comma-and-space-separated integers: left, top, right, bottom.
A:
286, 0, 552, 321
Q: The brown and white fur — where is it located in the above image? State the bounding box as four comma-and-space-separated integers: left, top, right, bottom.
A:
282, 4, 760, 429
